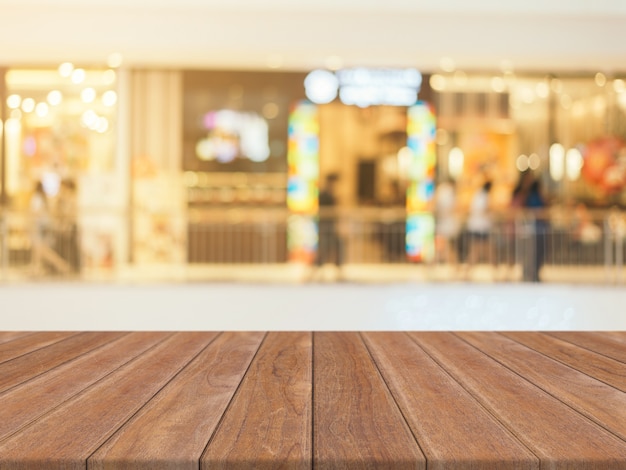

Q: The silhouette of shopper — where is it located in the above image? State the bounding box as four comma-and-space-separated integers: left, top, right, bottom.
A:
312, 173, 343, 280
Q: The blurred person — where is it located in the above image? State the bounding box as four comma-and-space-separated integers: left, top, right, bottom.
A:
461, 180, 494, 279
520, 176, 548, 282
55, 179, 81, 273
434, 179, 461, 266
29, 181, 70, 276
380, 180, 406, 262
310, 173, 344, 281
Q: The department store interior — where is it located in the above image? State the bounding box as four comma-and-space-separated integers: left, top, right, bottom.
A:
1, 2, 626, 287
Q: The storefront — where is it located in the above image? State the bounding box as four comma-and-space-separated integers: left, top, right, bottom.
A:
0, 65, 123, 272
3, 64, 626, 275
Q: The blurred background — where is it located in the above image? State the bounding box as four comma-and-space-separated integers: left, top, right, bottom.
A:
2, 0, 626, 286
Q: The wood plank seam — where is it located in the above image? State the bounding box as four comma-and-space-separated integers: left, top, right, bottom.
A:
458, 332, 626, 447
85, 331, 226, 465
3, 332, 131, 392
198, 332, 269, 460
409, 332, 626, 467
404, 333, 543, 464
501, 332, 626, 394
0, 331, 80, 365
357, 332, 428, 461
0, 332, 129, 396
545, 332, 626, 364
0, 332, 173, 447
0, 332, 177, 447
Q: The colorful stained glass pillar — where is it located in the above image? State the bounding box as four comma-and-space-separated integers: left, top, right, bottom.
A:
406, 102, 437, 262
287, 101, 320, 263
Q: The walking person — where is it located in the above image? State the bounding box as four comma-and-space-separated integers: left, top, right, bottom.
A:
310, 173, 344, 281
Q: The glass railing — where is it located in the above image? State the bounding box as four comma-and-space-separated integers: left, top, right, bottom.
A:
1, 206, 624, 284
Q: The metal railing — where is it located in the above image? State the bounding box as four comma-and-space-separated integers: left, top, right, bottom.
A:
1, 207, 624, 283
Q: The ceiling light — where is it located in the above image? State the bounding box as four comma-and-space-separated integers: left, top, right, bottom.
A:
71, 68, 86, 84
47, 90, 63, 106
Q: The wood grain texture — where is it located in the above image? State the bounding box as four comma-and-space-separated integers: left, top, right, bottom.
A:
0, 332, 170, 442
0, 331, 624, 469
0, 331, 126, 394
0, 331, 76, 364
89, 331, 265, 470
503, 332, 626, 393
0, 332, 33, 345
314, 332, 425, 470
363, 332, 538, 470
201, 332, 312, 470
0, 332, 218, 470
457, 332, 626, 442
547, 331, 626, 364
411, 332, 626, 469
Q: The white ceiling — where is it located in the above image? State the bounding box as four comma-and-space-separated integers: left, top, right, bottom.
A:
1, 0, 625, 74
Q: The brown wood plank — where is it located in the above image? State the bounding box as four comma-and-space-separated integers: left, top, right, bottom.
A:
0, 331, 127, 394
363, 332, 538, 470
503, 332, 626, 393
313, 332, 425, 470
201, 332, 311, 470
410, 332, 626, 469
547, 332, 626, 364
0, 332, 33, 345
0, 332, 218, 470
89, 331, 265, 470
0, 332, 170, 443
457, 332, 626, 442
0, 331, 76, 364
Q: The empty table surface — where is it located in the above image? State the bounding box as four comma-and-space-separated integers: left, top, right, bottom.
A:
0, 331, 625, 469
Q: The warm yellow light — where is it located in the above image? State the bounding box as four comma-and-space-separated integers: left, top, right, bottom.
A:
47, 90, 63, 106
595, 72, 606, 87
516, 154, 529, 172
566, 148, 583, 181
81, 87, 96, 103
35, 102, 49, 117
6, 94, 21, 109
429, 74, 445, 91
21, 98, 35, 113
71, 68, 86, 84
439, 57, 455, 73
528, 153, 540, 170
448, 147, 464, 180
491, 77, 506, 93
521, 88, 535, 104
103, 69, 116, 85
107, 52, 124, 68
5, 118, 21, 134
613, 79, 625, 93
535, 82, 549, 99
550, 143, 565, 181
82, 110, 98, 128
58, 62, 74, 78
102, 90, 117, 107
96, 117, 109, 133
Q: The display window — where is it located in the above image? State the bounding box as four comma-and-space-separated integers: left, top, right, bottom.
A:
2, 65, 119, 271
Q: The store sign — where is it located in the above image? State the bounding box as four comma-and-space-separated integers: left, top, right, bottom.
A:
304, 68, 422, 107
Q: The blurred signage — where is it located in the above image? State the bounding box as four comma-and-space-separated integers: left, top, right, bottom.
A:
304, 68, 422, 108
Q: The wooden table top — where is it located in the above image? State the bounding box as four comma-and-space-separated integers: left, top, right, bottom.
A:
0, 331, 625, 469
